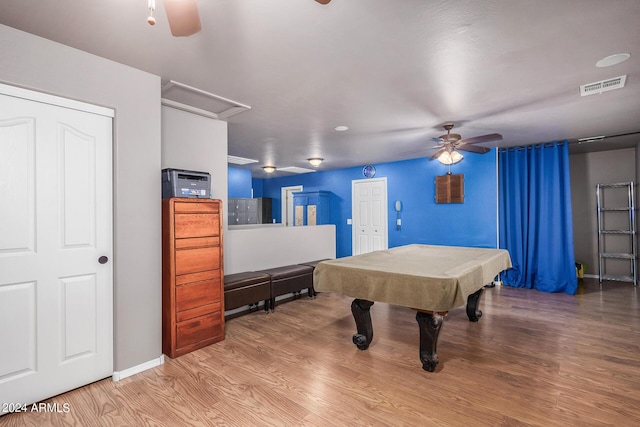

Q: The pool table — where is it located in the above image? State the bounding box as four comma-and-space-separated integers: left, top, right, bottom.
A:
313, 244, 512, 371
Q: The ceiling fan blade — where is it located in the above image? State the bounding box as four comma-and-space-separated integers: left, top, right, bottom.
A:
430, 148, 446, 160
315, 0, 332, 4
458, 133, 502, 145
164, 0, 201, 37
457, 144, 491, 154
431, 137, 444, 143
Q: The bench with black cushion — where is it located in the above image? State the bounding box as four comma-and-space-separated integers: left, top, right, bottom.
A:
224, 272, 271, 312
298, 259, 331, 297
257, 264, 314, 311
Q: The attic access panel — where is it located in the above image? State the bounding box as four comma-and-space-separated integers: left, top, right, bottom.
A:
435, 174, 464, 204
161, 80, 251, 119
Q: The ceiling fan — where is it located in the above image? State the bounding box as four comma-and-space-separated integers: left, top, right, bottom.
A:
148, 0, 332, 37
429, 124, 502, 163
147, 0, 201, 37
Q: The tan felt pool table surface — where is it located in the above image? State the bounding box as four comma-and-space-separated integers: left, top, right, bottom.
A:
313, 244, 512, 371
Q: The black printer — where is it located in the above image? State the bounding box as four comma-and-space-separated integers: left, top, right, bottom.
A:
161, 168, 211, 198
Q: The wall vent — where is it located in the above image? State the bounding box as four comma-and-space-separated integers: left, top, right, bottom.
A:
580, 75, 627, 96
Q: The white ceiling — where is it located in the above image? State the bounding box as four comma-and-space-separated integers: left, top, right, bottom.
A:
1, 0, 639, 176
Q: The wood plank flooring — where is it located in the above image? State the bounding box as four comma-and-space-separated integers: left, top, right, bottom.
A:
2, 278, 640, 426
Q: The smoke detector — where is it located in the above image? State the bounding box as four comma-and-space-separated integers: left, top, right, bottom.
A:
580, 75, 627, 96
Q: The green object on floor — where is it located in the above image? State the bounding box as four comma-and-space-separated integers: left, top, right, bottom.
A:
575, 262, 586, 279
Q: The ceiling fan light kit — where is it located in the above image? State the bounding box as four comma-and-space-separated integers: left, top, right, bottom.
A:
437, 150, 464, 165
429, 123, 501, 165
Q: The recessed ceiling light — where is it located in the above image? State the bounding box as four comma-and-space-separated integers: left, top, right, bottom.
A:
334, 125, 349, 132
596, 53, 630, 68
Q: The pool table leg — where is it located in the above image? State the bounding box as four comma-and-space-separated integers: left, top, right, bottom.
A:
351, 298, 374, 350
466, 288, 484, 322
416, 311, 445, 372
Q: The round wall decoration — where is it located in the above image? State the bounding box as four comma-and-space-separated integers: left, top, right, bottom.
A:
362, 164, 376, 178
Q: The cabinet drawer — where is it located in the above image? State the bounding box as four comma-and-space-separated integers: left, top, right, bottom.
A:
176, 279, 221, 313
176, 269, 220, 286
175, 246, 220, 275
174, 213, 220, 238
176, 312, 222, 349
174, 201, 219, 214
175, 236, 220, 249
176, 302, 221, 323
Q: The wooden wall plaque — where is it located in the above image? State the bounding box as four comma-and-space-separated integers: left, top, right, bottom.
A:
435, 174, 464, 204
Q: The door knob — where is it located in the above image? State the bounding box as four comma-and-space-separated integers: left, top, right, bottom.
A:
98, 256, 109, 264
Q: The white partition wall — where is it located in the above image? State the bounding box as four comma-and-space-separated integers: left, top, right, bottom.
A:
225, 225, 336, 274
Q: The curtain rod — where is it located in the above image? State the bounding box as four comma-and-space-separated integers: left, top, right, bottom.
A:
498, 141, 567, 152
571, 130, 640, 145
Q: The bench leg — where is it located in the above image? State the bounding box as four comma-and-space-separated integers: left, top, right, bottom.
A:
264, 299, 270, 313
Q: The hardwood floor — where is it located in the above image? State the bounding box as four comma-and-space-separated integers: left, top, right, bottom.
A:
3, 278, 639, 426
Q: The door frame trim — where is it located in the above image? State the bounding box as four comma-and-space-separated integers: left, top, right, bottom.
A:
351, 177, 388, 255
0, 82, 115, 405
281, 185, 303, 226
0, 82, 114, 117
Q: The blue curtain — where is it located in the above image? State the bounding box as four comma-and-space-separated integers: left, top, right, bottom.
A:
498, 141, 577, 294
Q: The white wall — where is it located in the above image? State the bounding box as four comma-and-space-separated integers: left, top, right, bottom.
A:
161, 106, 228, 209
225, 225, 336, 274
0, 25, 162, 371
570, 147, 637, 277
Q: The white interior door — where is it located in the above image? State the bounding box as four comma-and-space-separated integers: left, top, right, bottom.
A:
281, 185, 303, 226
352, 178, 388, 255
0, 85, 113, 408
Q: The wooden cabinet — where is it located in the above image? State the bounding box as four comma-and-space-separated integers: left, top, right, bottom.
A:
293, 191, 331, 226
435, 174, 464, 204
162, 198, 224, 358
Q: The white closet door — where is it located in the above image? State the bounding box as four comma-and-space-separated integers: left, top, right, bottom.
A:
0, 87, 113, 409
352, 178, 388, 255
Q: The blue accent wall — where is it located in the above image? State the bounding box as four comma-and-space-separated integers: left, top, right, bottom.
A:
249, 151, 498, 259
251, 178, 264, 197
228, 167, 253, 198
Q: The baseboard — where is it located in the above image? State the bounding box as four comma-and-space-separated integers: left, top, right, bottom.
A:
112, 354, 165, 382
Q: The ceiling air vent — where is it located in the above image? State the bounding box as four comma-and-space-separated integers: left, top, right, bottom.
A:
277, 166, 317, 174
227, 155, 258, 165
580, 75, 627, 96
